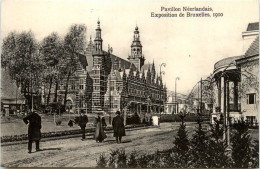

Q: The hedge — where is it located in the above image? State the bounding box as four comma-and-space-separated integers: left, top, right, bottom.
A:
1, 123, 148, 143
157, 114, 210, 123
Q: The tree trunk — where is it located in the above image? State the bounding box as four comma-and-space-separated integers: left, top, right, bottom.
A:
54, 80, 59, 103
26, 81, 31, 110
63, 71, 71, 106
47, 77, 53, 106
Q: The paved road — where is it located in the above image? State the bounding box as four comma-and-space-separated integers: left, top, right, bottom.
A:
1, 122, 196, 168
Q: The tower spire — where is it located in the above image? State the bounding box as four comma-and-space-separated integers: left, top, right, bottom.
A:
94, 19, 103, 51
128, 25, 145, 71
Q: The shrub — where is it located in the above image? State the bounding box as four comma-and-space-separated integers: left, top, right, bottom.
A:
189, 116, 209, 168
231, 120, 252, 168
173, 123, 189, 156
126, 113, 140, 125
137, 154, 152, 168
55, 119, 62, 126
117, 150, 127, 168
96, 153, 107, 168
95, 118, 258, 168
108, 149, 119, 168
127, 151, 138, 168
251, 139, 259, 168
207, 120, 231, 168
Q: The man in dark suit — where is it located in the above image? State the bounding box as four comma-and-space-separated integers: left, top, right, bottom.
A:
78, 110, 88, 140
23, 111, 42, 153
112, 111, 126, 144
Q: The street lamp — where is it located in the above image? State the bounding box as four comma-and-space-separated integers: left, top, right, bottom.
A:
159, 63, 166, 120
175, 77, 180, 114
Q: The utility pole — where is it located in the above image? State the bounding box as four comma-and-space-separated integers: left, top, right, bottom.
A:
175, 77, 180, 114
108, 45, 112, 125
109, 77, 112, 125
159, 63, 166, 119
197, 80, 199, 113
200, 78, 203, 114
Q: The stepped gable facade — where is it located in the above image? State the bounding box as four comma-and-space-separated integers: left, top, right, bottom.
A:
85, 20, 167, 115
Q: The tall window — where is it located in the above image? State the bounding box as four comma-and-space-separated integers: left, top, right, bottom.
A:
71, 81, 75, 90
80, 79, 84, 90
247, 93, 256, 104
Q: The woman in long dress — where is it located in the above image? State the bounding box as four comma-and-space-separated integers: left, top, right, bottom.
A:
94, 113, 107, 142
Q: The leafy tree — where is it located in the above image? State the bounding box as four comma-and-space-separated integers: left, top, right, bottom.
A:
62, 24, 87, 106
1, 31, 43, 110
40, 32, 64, 106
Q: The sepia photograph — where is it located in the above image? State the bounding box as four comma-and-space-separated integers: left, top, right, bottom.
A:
0, 0, 259, 168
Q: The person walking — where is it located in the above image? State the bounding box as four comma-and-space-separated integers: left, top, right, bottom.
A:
94, 113, 107, 142
23, 111, 42, 153
78, 110, 88, 140
112, 111, 126, 144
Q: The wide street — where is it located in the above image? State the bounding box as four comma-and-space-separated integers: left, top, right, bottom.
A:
1, 122, 196, 168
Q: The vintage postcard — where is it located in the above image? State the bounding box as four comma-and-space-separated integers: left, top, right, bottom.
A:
1, 0, 259, 168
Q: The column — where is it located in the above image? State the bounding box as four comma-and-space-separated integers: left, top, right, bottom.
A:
221, 76, 226, 140
218, 78, 222, 111
233, 81, 238, 111
226, 80, 230, 146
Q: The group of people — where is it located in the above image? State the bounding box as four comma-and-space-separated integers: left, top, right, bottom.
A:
78, 110, 126, 143
23, 110, 126, 153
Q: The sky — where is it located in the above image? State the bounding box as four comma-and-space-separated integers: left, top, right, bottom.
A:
1, 0, 259, 94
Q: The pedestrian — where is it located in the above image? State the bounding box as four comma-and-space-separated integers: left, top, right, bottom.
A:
78, 110, 88, 140
94, 112, 107, 142
112, 111, 126, 144
23, 111, 42, 154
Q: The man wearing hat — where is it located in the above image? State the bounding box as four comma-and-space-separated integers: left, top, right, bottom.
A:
112, 111, 126, 144
78, 110, 88, 140
23, 111, 42, 153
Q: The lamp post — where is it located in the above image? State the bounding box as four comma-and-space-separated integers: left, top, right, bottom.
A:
159, 63, 166, 120
175, 77, 180, 114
